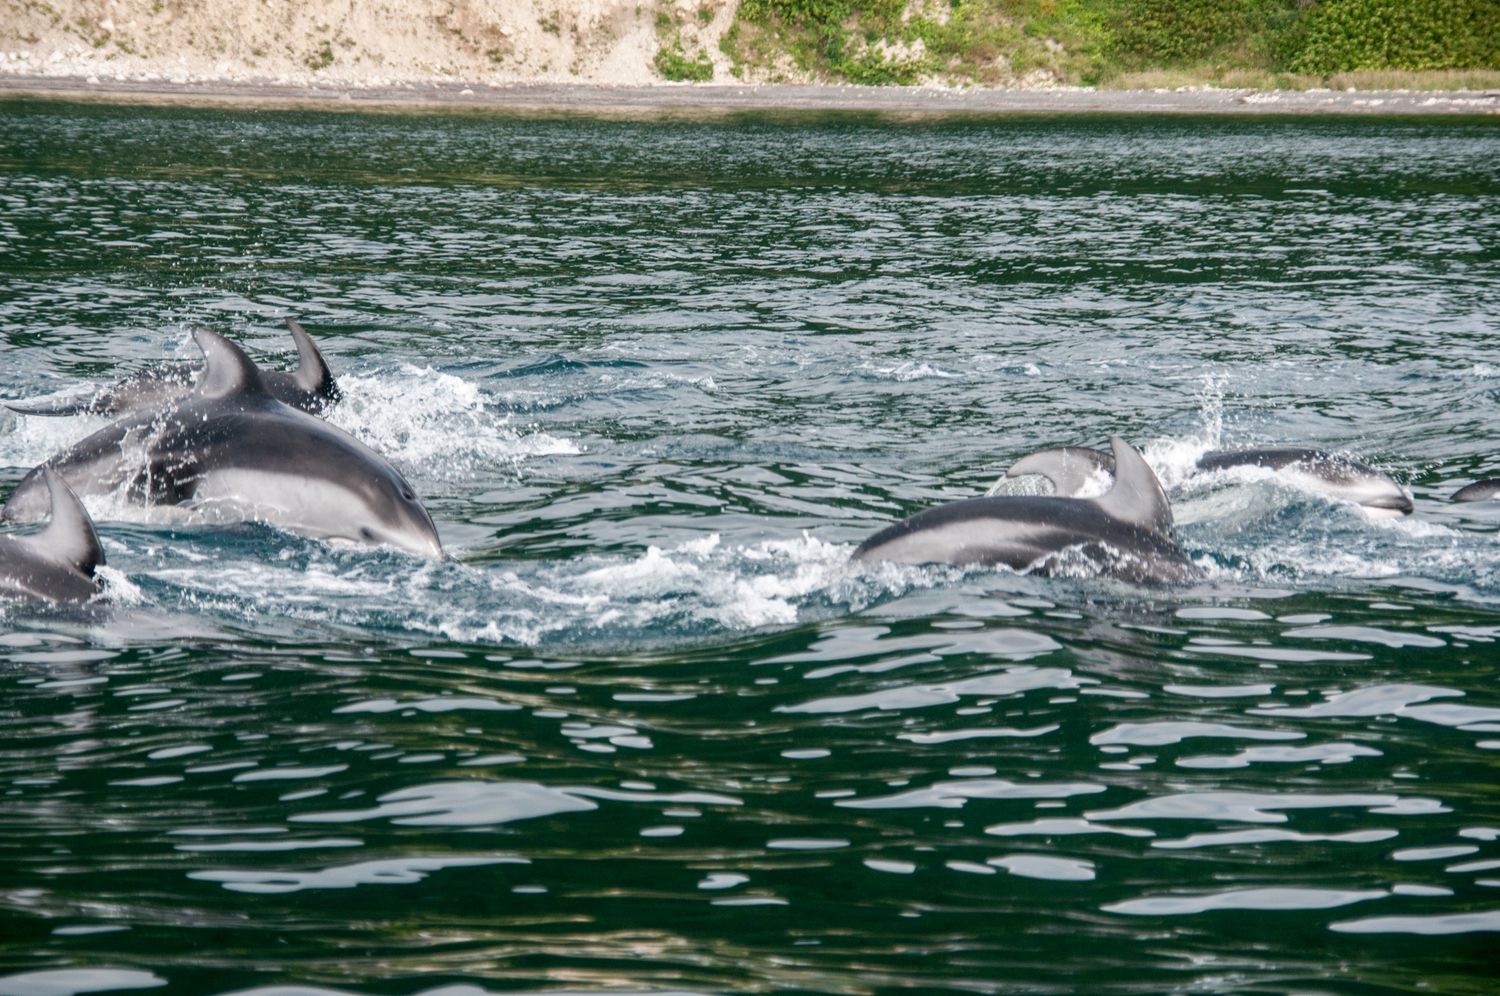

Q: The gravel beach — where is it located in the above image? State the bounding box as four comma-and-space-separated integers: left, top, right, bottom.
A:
4, 72, 1499, 117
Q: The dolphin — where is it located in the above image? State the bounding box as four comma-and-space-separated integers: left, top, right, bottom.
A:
0, 468, 105, 602
1453, 479, 1500, 502
1005, 446, 1117, 497
1006, 444, 1413, 518
1, 328, 442, 559
854, 436, 1198, 583
4, 319, 340, 418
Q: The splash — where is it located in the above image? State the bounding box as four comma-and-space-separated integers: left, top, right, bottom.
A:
1196, 370, 1227, 449
0, 409, 108, 470
326, 364, 579, 479
861, 361, 960, 382
111, 530, 899, 648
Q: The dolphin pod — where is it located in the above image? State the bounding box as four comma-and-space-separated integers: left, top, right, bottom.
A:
3, 321, 1493, 604
1005, 444, 1415, 519
855, 436, 1200, 583
4, 318, 340, 418
0, 468, 104, 602
3, 326, 442, 569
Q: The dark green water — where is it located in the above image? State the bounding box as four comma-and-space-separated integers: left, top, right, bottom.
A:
2, 99, 1500, 993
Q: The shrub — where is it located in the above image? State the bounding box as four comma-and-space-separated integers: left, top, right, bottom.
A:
1295, 0, 1500, 74
1109, 0, 1248, 65
655, 43, 714, 82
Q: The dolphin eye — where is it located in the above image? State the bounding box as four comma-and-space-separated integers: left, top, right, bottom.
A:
359, 527, 376, 541
401, 489, 415, 501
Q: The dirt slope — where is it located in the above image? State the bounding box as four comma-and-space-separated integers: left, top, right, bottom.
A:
0, 0, 747, 86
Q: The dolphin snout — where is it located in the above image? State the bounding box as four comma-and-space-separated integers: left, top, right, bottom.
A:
1364, 492, 1414, 516
370, 514, 444, 559
383, 497, 445, 559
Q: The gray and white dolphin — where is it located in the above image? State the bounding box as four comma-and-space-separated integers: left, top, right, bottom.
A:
1, 327, 441, 559
1007, 445, 1413, 518
855, 436, 1198, 583
1005, 446, 1117, 498
5, 319, 340, 418
1453, 479, 1500, 502
0, 468, 105, 602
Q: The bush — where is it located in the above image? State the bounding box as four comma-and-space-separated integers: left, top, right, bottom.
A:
1110, 0, 1248, 64
1295, 0, 1500, 73
655, 42, 714, 82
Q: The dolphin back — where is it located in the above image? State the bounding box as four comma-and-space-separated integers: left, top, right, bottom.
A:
6, 321, 339, 419
853, 436, 1192, 582
1196, 446, 1412, 515
5, 395, 106, 418
1196, 447, 1371, 481
1453, 478, 1500, 502
1006, 446, 1115, 496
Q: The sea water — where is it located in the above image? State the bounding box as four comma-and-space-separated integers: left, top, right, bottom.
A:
1, 100, 1498, 992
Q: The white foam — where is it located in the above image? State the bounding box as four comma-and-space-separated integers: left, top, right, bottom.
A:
0, 410, 109, 470
108, 529, 886, 647
95, 564, 144, 606
566, 533, 859, 632
863, 361, 959, 382
1141, 436, 1214, 490
327, 365, 579, 479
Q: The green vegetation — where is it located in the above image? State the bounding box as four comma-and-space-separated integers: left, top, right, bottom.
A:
654, 2, 717, 82
724, 0, 1500, 88
305, 39, 334, 72
1296, 0, 1500, 73
656, 41, 715, 81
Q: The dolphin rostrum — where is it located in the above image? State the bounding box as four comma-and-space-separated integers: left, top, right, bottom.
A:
0, 468, 105, 602
1007, 444, 1413, 518
1, 328, 441, 559
4, 318, 340, 418
855, 436, 1198, 583
1453, 479, 1500, 502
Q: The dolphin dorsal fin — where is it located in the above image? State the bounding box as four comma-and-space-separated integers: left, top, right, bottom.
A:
1093, 436, 1173, 533
30, 468, 104, 576
1006, 446, 1115, 497
286, 318, 337, 397
191, 326, 270, 401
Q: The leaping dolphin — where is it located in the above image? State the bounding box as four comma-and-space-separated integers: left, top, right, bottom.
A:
4, 318, 340, 418
1, 328, 441, 559
854, 436, 1198, 583
1006, 445, 1413, 518
1453, 479, 1500, 502
0, 468, 105, 602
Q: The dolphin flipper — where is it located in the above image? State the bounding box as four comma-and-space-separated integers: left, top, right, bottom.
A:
4, 395, 102, 417
1006, 446, 1115, 496
1093, 436, 1174, 533
26, 468, 104, 577
0, 468, 105, 601
191, 326, 273, 401
285, 318, 340, 409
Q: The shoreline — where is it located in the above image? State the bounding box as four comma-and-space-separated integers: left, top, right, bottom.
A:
3, 73, 1500, 119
